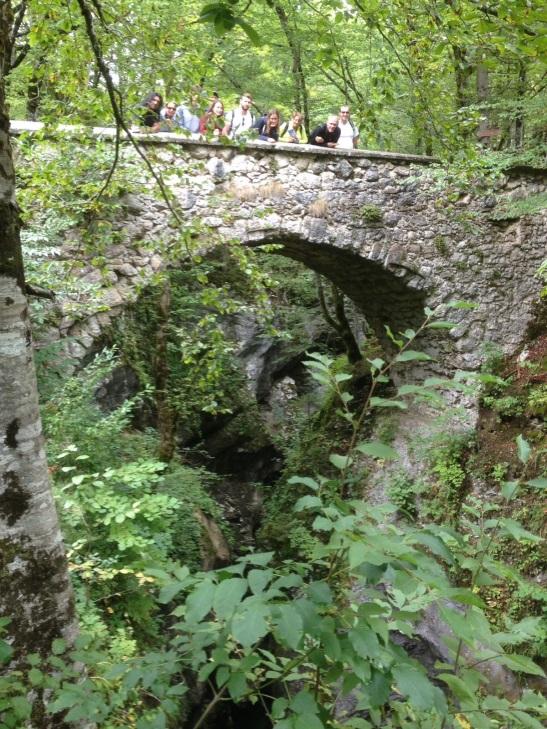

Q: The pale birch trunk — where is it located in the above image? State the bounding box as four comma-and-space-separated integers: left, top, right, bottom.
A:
0, 0, 77, 673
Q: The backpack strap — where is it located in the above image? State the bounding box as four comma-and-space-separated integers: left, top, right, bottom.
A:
279, 121, 289, 137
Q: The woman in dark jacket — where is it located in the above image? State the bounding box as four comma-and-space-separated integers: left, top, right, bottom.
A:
254, 109, 280, 143
139, 91, 163, 131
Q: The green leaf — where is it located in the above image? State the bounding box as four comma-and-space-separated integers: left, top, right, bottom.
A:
0, 639, 13, 664
186, 579, 215, 622
329, 453, 353, 469
395, 350, 433, 363
234, 18, 262, 46
28, 668, 44, 686
348, 541, 368, 569
291, 690, 319, 714
356, 441, 399, 460
294, 495, 323, 512
335, 372, 353, 383
51, 638, 66, 655
426, 321, 455, 329
213, 578, 248, 619
392, 663, 440, 710
295, 715, 324, 729
498, 518, 541, 543
516, 435, 531, 464
526, 477, 547, 490
412, 533, 454, 564
159, 580, 185, 604
242, 551, 274, 566
248, 569, 272, 595
312, 516, 333, 531
227, 671, 248, 700
499, 654, 545, 677
384, 325, 403, 347
231, 605, 269, 647
437, 673, 477, 704
307, 581, 332, 604
370, 397, 407, 409
274, 604, 303, 650
272, 697, 288, 719
445, 299, 478, 309
501, 480, 519, 500
287, 475, 320, 491
367, 357, 385, 372
349, 626, 380, 659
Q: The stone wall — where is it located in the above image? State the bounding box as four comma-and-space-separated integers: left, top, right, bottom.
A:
12, 123, 546, 376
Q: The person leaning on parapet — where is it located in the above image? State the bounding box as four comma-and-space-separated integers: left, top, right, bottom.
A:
174, 93, 201, 134
337, 105, 359, 149
222, 92, 255, 139
254, 109, 281, 143
308, 114, 341, 148
159, 101, 178, 131
279, 111, 306, 143
199, 99, 225, 138
139, 91, 163, 132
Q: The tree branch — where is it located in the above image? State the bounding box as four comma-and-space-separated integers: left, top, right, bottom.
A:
74, 0, 183, 226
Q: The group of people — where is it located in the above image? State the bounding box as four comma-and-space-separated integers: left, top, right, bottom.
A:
139, 91, 359, 150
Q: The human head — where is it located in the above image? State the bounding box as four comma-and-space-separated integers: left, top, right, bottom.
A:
326, 114, 339, 130
292, 111, 303, 127
212, 100, 224, 116
340, 105, 350, 120
239, 93, 253, 111
143, 91, 163, 110
164, 102, 177, 118
266, 109, 280, 127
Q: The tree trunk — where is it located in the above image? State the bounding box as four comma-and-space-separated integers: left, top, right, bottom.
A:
476, 63, 489, 135
0, 0, 77, 674
514, 62, 526, 148
266, 0, 310, 131
155, 277, 177, 463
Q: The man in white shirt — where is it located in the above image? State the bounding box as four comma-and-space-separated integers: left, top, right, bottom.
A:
337, 105, 359, 149
222, 92, 255, 139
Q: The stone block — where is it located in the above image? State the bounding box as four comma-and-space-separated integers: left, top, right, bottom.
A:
298, 172, 322, 189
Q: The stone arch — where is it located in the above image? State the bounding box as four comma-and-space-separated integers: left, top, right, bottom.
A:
246, 232, 428, 353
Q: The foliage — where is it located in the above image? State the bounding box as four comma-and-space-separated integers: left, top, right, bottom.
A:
115, 259, 277, 437
488, 191, 547, 221
422, 435, 470, 524
6, 0, 546, 158
359, 204, 383, 223
125, 310, 545, 729
527, 383, 547, 418
387, 471, 418, 521
40, 349, 230, 650
41, 348, 138, 469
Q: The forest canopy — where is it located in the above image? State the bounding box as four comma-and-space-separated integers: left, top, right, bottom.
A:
5, 0, 547, 158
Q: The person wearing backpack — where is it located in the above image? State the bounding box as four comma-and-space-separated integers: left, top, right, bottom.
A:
279, 111, 306, 143
222, 92, 255, 139
254, 109, 281, 143
337, 105, 359, 149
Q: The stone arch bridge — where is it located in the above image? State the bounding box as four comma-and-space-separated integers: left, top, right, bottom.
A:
12, 123, 547, 375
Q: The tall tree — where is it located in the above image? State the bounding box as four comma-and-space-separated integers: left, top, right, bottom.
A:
0, 0, 76, 671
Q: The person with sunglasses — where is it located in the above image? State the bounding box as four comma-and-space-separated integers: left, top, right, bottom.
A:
159, 101, 178, 131
337, 105, 359, 149
308, 114, 341, 148
161, 102, 178, 121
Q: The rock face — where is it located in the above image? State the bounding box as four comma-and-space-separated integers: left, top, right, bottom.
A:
13, 125, 546, 380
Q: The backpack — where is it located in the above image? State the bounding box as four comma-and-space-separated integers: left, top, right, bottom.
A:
227, 108, 255, 137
